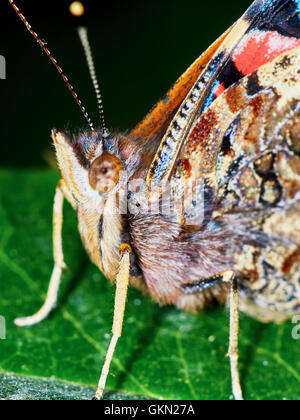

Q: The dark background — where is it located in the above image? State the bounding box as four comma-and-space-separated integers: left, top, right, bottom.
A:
1, 0, 251, 167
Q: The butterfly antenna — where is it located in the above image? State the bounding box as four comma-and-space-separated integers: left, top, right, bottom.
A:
9, 0, 95, 131
70, 2, 108, 134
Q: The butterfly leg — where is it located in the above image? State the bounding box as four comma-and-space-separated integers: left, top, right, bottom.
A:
94, 244, 132, 400
223, 270, 243, 401
14, 180, 68, 327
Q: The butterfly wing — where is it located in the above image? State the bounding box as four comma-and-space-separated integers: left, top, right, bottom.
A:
130, 27, 232, 140
146, 0, 300, 185
172, 46, 300, 318
207, 49, 300, 318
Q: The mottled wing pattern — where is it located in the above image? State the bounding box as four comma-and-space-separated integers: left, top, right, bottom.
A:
169, 0, 300, 319
146, 0, 300, 186
176, 47, 300, 320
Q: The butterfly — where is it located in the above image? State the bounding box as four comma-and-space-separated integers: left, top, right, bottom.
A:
9, 0, 300, 400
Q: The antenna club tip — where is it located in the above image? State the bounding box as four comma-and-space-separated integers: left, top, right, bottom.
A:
70, 2, 85, 17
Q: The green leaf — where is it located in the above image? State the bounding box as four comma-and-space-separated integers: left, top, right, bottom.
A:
0, 169, 299, 400
0, 373, 147, 401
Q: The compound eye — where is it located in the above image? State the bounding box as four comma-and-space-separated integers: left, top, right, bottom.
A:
89, 153, 123, 193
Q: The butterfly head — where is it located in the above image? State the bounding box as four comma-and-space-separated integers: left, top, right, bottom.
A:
52, 129, 127, 206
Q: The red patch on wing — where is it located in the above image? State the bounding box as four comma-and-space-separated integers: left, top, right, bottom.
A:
187, 109, 218, 152
214, 82, 225, 97
181, 158, 192, 177
233, 30, 300, 75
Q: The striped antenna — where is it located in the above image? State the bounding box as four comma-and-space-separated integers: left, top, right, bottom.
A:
9, 0, 95, 131
70, 2, 107, 133
77, 27, 107, 133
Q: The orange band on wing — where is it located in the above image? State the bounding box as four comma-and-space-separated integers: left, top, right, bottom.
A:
131, 27, 232, 140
